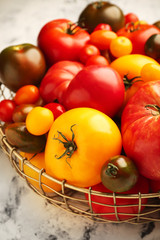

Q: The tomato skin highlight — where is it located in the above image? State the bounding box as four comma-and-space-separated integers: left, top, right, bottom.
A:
45, 107, 122, 188
62, 65, 125, 118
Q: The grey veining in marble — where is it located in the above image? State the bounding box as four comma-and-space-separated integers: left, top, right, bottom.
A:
0, 0, 160, 239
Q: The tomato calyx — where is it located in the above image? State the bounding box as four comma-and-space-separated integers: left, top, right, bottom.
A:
125, 22, 141, 33
105, 163, 119, 178
53, 124, 77, 167
145, 104, 160, 116
66, 22, 84, 35
93, 1, 104, 9
123, 74, 142, 90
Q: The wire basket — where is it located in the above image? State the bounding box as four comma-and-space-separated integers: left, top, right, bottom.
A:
1, 83, 160, 224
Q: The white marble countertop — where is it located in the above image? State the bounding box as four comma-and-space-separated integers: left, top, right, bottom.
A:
1, 0, 160, 239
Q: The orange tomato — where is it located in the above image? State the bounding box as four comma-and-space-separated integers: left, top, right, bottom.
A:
141, 63, 160, 82
45, 107, 122, 188
90, 30, 117, 50
26, 106, 54, 135
20, 152, 62, 194
14, 85, 40, 105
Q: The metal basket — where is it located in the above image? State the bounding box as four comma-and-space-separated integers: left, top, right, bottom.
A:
1, 83, 160, 224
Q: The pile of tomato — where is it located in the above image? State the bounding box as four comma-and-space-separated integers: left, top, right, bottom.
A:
1, 1, 160, 221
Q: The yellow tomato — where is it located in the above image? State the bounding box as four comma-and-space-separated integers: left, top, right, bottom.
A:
141, 63, 160, 82
26, 106, 54, 135
45, 107, 122, 188
20, 152, 62, 194
110, 36, 133, 58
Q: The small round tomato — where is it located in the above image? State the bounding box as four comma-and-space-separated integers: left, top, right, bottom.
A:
14, 85, 40, 105
90, 30, 117, 50
0, 99, 16, 122
12, 104, 35, 122
110, 36, 133, 58
45, 107, 122, 187
144, 33, 160, 60
101, 155, 139, 193
124, 13, 139, 24
79, 44, 100, 64
85, 55, 109, 66
141, 63, 160, 82
26, 106, 54, 135
93, 23, 112, 32
44, 102, 66, 120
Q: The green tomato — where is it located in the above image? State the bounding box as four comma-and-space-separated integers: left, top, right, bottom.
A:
101, 155, 139, 192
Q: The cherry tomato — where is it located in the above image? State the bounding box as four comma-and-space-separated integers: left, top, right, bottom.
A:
14, 85, 40, 105
101, 155, 139, 192
26, 106, 54, 136
144, 33, 160, 60
141, 63, 160, 82
79, 44, 100, 64
124, 13, 139, 24
85, 55, 109, 66
110, 36, 133, 58
12, 104, 35, 122
44, 102, 66, 120
0, 99, 16, 122
93, 23, 112, 32
90, 30, 117, 50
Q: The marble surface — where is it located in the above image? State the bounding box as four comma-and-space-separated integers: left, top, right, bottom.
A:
0, 0, 160, 239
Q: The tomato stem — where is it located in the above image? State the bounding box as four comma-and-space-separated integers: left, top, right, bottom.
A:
123, 74, 142, 90
145, 104, 160, 116
106, 163, 119, 178
53, 124, 77, 168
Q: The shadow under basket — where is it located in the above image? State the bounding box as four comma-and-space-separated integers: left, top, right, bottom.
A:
1, 83, 160, 224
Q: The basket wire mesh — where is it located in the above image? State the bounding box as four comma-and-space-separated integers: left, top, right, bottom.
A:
0, 83, 160, 224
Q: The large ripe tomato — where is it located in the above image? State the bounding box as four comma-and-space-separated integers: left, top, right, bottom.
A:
117, 23, 160, 55
39, 60, 83, 103
110, 54, 159, 111
121, 80, 160, 180
85, 175, 149, 221
45, 107, 122, 188
37, 19, 90, 66
62, 65, 125, 118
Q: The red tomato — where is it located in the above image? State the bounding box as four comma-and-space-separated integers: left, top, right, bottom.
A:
44, 102, 66, 120
37, 19, 90, 66
39, 60, 83, 103
121, 80, 160, 180
93, 23, 112, 32
149, 179, 160, 193
85, 175, 149, 221
85, 55, 109, 66
62, 65, 125, 118
117, 23, 160, 55
79, 44, 100, 64
124, 13, 139, 24
14, 85, 40, 105
0, 99, 16, 122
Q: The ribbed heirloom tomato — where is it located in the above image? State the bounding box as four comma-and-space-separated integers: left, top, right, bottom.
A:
45, 108, 122, 188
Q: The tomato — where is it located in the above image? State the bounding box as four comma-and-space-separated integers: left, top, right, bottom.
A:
45, 107, 122, 188
85, 175, 149, 221
90, 30, 117, 50
12, 104, 35, 122
141, 63, 160, 82
117, 23, 160, 55
79, 44, 100, 64
20, 152, 61, 194
153, 20, 160, 30
78, 1, 125, 33
93, 23, 112, 32
101, 155, 139, 193
0, 43, 46, 92
14, 85, 40, 105
26, 106, 54, 136
144, 34, 160, 61
85, 55, 109, 66
44, 102, 66, 120
121, 80, 160, 180
124, 13, 139, 24
37, 19, 90, 66
62, 65, 125, 118
39, 60, 83, 104
149, 179, 160, 193
0, 99, 16, 122
110, 54, 159, 110
110, 36, 133, 58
